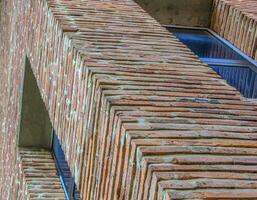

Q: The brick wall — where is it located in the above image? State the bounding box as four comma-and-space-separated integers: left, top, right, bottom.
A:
19, 149, 65, 199
211, 0, 257, 61
1, 0, 257, 199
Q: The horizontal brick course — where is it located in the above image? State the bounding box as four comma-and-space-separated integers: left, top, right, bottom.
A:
1, 0, 257, 199
19, 149, 65, 199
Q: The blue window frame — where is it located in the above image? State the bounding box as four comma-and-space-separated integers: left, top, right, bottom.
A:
166, 26, 257, 99
52, 133, 81, 200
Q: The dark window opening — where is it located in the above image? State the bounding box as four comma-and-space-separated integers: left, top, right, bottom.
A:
166, 27, 257, 99
19, 56, 52, 149
19, 56, 81, 200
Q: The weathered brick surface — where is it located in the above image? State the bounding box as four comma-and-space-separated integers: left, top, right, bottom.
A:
211, 0, 257, 61
19, 149, 65, 199
0, 0, 257, 199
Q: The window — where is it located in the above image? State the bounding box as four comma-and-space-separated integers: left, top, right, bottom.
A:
53, 133, 81, 200
19, 56, 52, 149
19, 56, 81, 200
166, 27, 257, 99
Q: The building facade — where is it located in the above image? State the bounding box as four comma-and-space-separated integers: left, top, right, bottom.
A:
0, 0, 257, 199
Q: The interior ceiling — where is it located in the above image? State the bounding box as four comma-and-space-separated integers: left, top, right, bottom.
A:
134, 0, 213, 27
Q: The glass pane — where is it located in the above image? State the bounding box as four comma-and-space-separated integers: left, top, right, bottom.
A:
211, 65, 257, 98
167, 27, 257, 99
53, 133, 81, 200
169, 27, 243, 60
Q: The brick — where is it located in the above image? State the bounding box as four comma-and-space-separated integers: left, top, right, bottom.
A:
211, 0, 257, 61
1, 0, 257, 199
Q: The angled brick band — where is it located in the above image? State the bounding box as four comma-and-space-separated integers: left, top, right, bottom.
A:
1, 0, 257, 199
19, 149, 65, 199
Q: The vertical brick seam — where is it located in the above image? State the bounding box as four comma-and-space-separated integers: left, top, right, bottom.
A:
211, 0, 257, 61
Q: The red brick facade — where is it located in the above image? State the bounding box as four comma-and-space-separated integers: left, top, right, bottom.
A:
211, 0, 257, 61
1, 0, 257, 199
19, 149, 65, 199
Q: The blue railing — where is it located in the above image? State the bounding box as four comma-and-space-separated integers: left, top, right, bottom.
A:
52, 133, 81, 200
167, 27, 257, 99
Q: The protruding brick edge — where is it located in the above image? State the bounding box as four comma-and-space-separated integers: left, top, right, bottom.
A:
19, 148, 65, 200
211, 0, 257, 61
1, 0, 257, 199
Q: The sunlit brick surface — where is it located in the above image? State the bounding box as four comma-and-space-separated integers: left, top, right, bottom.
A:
1, 0, 257, 199
211, 0, 257, 61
